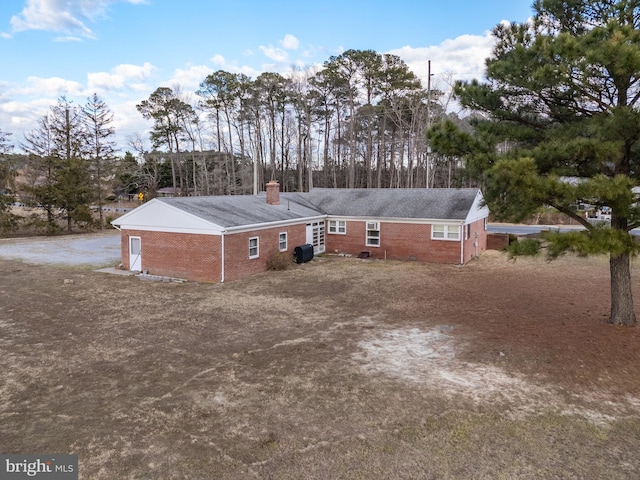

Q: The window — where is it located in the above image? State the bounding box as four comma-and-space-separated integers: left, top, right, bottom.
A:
432, 224, 460, 241
279, 232, 287, 252
366, 221, 380, 247
249, 237, 259, 258
465, 224, 471, 240
328, 220, 346, 234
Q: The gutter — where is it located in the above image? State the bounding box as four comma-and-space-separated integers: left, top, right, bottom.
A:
223, 215, 326, 234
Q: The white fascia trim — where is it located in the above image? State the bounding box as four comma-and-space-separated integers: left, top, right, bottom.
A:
224, 215, 327, 234
328, 216, 466, 225
119, 225, 222, 235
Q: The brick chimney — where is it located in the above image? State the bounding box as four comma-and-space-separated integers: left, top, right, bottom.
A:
266, 180, 280, 205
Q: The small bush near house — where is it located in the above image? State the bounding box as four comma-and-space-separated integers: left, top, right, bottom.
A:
0, 212, 19, 233
104, 214, 117, 228
507, 238, 541, 258
22, 213, 59, 235
266, 251, 292, 271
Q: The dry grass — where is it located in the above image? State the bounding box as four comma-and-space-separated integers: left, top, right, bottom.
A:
1, 251, 640, 478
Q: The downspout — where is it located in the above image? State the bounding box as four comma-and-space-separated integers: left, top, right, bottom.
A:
474, 231, 479, 258
221, 231, 225, 283
460, 224, 464, 265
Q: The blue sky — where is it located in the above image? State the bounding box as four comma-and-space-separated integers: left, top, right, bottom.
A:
0, 0, 534, 151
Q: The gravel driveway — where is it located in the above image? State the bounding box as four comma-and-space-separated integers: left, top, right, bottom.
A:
0, 231, 121, 267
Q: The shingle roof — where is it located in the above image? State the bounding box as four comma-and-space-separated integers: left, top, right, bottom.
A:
157, 195, 322, 228
155, 187, 482, 228
285, 188, 480, 220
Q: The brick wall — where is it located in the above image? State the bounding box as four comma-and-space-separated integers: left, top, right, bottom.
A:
222, 224, 307, 283
120, 223, 308, 283
121, 230, 222, 282
462, 218, 488, 263
325, 221, 472, 264
487, 233, 509, 250
120, 218, 488, 282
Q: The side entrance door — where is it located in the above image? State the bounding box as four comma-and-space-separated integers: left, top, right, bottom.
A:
306, 222, 325, 254
129, 236, 142, 271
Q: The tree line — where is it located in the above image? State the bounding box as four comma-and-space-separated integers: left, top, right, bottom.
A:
0, 95, 116, 233
0, 48, 472, 234
132, 49, 467, 197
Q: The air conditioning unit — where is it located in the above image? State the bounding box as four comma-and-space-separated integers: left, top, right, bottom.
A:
366, 221, 379, 230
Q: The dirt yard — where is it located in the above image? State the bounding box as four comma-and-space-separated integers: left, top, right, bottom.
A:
2, 249, 640, 479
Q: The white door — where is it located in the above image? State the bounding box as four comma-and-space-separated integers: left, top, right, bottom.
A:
306, 224, 313, 245
129, 236, 142, 271
306, 222, 325, 254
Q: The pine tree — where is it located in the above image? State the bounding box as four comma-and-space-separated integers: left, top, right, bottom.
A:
453, 0, 640, 325
22, 98, 92, 233
83, 93, 117, 229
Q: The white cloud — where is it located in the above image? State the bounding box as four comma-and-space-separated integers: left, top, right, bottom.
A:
169, 65, 214, 91
111, 99, 151, 148
209, 54, 260, 77
0, 98, 57, 141
210, 54, 227, 65
389, 31, 496, 92
54, 35, 83, 42
9, 0, 145, 39
280, 34, 299, 50
87, 62, 155, 90
20, 76, 85, 97
258, 45, 289, 63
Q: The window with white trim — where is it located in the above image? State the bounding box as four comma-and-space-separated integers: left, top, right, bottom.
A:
328, 220, 346, 234
278, 232, 287, 252
431, 224, 460, 241
249, 236, 259, 258
366, 221, 380, 247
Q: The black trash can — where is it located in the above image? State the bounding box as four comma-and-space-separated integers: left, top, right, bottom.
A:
294, 244, 314, 264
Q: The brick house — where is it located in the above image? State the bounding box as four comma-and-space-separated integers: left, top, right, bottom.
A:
112, 182, 490, 282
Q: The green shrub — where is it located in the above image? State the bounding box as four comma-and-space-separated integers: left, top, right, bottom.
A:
104, 214, 117, 228
0, 212, 20, 233
506, 238, 541, 258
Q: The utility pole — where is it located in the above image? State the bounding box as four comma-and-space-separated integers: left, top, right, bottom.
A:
306, 134, 313, 192
425, 60, 432, 188
253, 129, 259, 195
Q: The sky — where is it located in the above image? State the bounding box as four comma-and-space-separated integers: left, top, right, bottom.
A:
0, 0, 534, 153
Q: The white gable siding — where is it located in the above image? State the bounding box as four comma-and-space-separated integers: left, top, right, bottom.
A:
112, 199, 223, 235
464, 191, 490, 224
